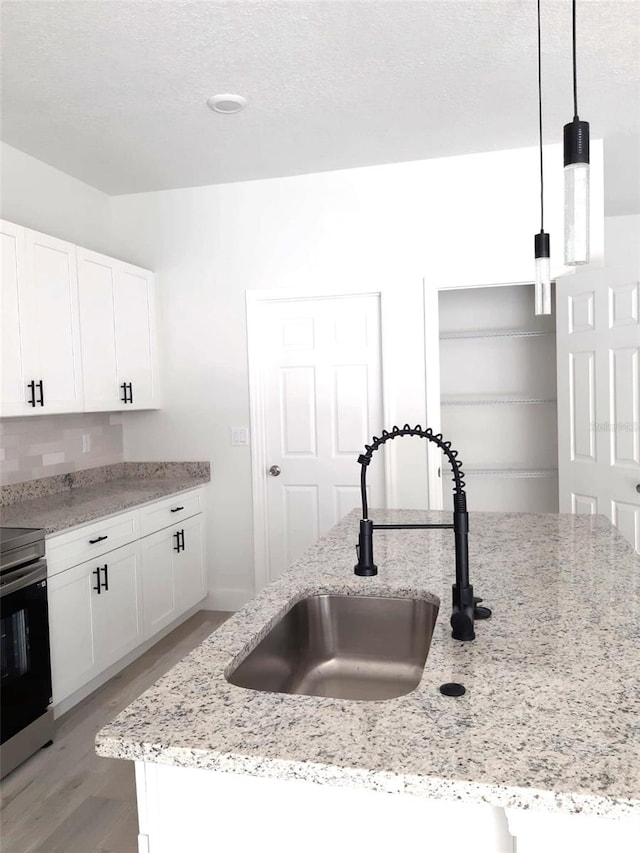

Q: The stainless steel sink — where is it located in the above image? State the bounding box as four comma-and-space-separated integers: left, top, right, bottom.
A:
226, 593, 439, 701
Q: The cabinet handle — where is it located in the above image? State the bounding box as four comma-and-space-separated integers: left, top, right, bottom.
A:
173, 529, 185, 552
93, 567, 102, 594
28, 381, 37, 407
120, 382, 128, 404
170, 506, 184, 513
37, 379, 44, 407
127, 383, 133, 404
89, 534, 108, 544
101, 564, 109, 591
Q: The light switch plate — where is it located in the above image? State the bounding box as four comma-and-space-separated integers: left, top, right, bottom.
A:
231, 427, 249, 447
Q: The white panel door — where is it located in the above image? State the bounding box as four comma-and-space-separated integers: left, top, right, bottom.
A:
557, 261, 640, 552
0, 220, 37, 416
77, 248, 121, 410
259, 295, 384, 582
113, 263, 157, 409
24, 228, 83, 413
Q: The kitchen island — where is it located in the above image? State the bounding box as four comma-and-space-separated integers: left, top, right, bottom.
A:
96, 510, 640, 852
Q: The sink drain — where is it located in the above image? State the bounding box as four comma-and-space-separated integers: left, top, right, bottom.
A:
439, 682, 466, 697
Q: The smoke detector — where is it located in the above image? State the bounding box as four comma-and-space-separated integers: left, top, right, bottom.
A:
206, 94, 247, 114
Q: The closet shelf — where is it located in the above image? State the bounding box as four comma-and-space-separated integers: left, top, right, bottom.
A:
441, 395, 557, 407
440, 328, 553, 341
464, 468, 559, 479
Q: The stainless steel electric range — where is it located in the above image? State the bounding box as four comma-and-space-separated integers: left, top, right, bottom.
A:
0, 526, 53, 778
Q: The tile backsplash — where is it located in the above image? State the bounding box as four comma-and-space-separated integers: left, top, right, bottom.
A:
0, 413, 124, 485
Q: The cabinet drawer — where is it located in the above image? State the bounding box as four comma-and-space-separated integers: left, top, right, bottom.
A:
46, 509, 140, 576
139, 488, 204, 537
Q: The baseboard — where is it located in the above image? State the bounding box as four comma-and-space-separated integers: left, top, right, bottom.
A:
203, 587, 252, 612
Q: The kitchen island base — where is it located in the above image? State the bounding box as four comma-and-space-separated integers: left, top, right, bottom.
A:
133, 762, 639, 853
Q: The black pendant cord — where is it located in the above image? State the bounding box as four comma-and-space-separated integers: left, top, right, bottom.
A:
572, 0, 579, 119
537, 0, 544, 233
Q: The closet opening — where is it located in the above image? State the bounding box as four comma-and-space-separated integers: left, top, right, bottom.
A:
438, 283, 558, 513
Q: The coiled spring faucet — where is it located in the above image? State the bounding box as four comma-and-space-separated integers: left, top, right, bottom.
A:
354, 424, 491, 642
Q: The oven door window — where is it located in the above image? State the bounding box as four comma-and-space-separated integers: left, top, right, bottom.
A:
1, 574, 52, 744
2, 607, 31, 681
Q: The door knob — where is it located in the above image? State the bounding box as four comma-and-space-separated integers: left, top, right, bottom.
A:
636, 484, 640, 494
269, 465, 281, 477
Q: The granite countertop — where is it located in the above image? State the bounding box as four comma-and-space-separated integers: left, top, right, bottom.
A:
96, 509, 640, 819
1, 462, 210, 534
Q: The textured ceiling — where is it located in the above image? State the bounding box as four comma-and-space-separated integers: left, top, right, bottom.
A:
1, 0, 639, 212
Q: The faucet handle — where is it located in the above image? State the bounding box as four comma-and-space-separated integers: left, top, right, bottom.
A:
473, 597, 492, 620
354, 519, 377, 577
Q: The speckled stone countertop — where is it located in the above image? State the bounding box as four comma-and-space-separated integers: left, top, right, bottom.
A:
1, 462, 210, 534
96, 509, 640, 819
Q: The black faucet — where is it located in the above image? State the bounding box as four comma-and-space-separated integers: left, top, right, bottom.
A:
354, 424, 491, 641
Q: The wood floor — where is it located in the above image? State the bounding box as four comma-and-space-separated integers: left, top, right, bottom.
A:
0, 611, 230, 853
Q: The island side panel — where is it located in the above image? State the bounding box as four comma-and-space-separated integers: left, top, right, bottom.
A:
135, 761, 514, 853
505, 808, 640, 853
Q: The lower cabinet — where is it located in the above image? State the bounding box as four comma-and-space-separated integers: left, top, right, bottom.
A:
141, 514, 205, 640
48, 541, 143, 704
47, 488, 207, 709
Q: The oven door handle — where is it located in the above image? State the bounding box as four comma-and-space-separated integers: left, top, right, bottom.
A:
0, 559, 48, 598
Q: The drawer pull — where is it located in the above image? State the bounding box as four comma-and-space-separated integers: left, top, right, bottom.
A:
89, 535, 109, 544
170, 506, 184, 513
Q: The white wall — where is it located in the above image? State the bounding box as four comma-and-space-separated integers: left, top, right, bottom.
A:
110, 143, 604, 608
0, 142, 114, 254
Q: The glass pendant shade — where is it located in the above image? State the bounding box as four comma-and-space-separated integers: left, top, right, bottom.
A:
534, 231, 551, 316
564, 119, 590, 265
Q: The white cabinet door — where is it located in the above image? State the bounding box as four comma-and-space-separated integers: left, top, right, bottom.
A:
92, 542, 144, 670
141, 515, 206, 640
48, 561, 98, 704
175, 514, 206, 613
48, 542, 143, 704
77, 248, 158, 411
23, 228, 83, 413
0, 220, 35, 416
113, 262, 158, 410
141, 527, 179, 639
77, 248, 121, 411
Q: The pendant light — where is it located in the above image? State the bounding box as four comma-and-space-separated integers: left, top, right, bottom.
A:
534, 0, 551, 315
564, 0, 590, 265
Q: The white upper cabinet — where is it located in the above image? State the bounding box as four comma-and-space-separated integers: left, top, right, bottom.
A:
1, 221, 83, 415
112, 262, 158, 409
24, 228, 84, 414
1, 220, 158, 416
1, 221, 30, 415
77, 248, 159, 411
